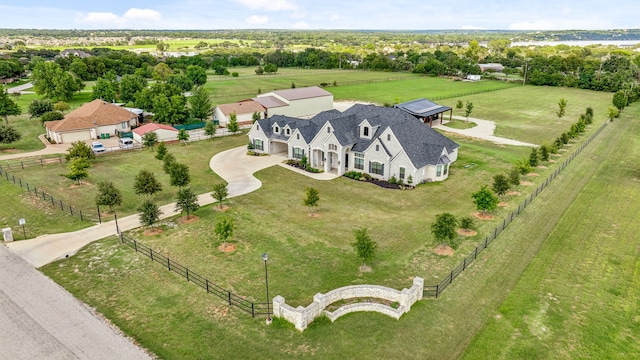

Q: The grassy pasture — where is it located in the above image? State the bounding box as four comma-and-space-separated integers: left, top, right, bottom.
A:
461, 105, 640, 359
40, 112, 619, 359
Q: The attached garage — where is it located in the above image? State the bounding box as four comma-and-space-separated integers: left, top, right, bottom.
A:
61, 130, 92, 143
270, 140, 288, 154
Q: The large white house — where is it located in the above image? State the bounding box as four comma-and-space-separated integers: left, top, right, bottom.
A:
248, 104, 460, 183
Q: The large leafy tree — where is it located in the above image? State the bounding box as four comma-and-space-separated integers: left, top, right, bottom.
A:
95, 181, 123, 212
472, 185, 499, 215
188, 86, 213, 121
431, 212, 458, 247
119, 74, 147, 104
186, 65, 207, 86
138, 198, 162, 227
152, 62, 173, 81
133, 170, 163, 196
175, 188, 200, 219
0, 90, 21, 125
92, 77, 117, 102
32, 61, 78, 101
27, 99, 54, 118
152, 94, 187, 125
351, 227, 378, 267
0, 124, 21, 144
66, 157, 90, 184
166, 73, 194, 93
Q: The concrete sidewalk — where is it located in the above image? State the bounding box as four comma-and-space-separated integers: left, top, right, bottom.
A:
0, 245, 152, 360
433, 116, 537, 147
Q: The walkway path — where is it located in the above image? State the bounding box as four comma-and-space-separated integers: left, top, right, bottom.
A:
433, 116, 537, 147
6, 146, 338, 267
0, 135, 71, 161
6, 81, 34, 94
0, 245, 152, 360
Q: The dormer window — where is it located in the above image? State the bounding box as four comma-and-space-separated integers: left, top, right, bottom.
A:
286, 128, 290, 135
274, 126, 280, 133
363, 127, 369, 136
327, 127, 331, 133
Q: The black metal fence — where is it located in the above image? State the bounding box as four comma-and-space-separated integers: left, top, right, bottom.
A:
116, 224, 270, 318
423, 120, 609, 298
0, 155, 66, 171
0, 166, 102, 223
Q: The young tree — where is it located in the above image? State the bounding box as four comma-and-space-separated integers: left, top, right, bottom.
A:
53, 101, 70, 113
264, 63, 278, 74
95, 181, 122, 212
133, 170, 163, 196
175, 188, 200, 219
0, 124, 21, 144
351, 227, 378, 267
455, 99, 464, 115
0, 90, 21, 125
556, 98, 567, 119
608, 106, 620, 122
585, 107, 594, 124
177, 129, 190, 144
464, 101, 474, 121
303, 187, 320, 215
459, 216, 475, 231
188, 86, 213, 121
252, 111, 261, 123
472, 185, 499, 216
255, 66, 264, 75
211, 183, 229, 209
27, 99, 53, 118
508, 167, 521, 186
539, 144, 550, 162
214, 216, 234, 247
142, 132, 158, 149
492, 174, 510, 196
227, 112, 239, 133
65, 141, 95, 161
431, 212, 458, 247
204, 121, 216, 139
155, 142, 168, 160
66, 157, 90, 184
516, 158, 532, 175
138, 198, 162, 227
162, 152, 176, 173
612, 90, 627, 110
528, 147, 539, 167
168, 162, 191, 188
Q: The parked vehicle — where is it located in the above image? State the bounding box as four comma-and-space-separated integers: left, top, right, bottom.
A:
119, 138, 134, 149
91, 142, 105, 153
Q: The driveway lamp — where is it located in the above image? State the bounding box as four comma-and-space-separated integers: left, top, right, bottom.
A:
262, 253, 272, 324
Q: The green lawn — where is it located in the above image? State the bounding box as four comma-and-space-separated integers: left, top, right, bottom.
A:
10, 133, 248, 217
439, 85, 614, 144
40, 112, 616, 359
0, 114, 47, 153
0, 180, 92, 238
461, 105, 640, 359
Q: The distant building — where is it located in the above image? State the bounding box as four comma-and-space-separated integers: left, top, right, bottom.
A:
253, 86, 334, 118
478, 63, 504, 72
133, 123, 179, 143
466, 74, 481, 81
213, 99, 266, 126
57, 49, 92, 59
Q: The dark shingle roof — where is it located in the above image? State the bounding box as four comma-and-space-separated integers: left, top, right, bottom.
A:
256, 104, 459, 169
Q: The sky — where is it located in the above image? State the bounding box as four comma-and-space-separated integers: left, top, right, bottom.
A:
0, 0, 636, 31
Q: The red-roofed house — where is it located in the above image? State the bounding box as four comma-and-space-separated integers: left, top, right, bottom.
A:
213, 99, 266, 126
45, 99, 139, 143
133, 123, 179, 143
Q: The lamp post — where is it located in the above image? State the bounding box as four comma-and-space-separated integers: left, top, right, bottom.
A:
262, 253, 272, 324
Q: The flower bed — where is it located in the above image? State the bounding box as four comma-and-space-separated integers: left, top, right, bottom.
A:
343, 171, 413, 190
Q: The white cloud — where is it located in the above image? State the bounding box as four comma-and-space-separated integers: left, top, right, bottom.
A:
509, 17, 608, 31
235, 0, 298, 12
461, 25, 485, 30
292, 21, 309, 29
246, 15, 269, 25
77, 8, 162, 27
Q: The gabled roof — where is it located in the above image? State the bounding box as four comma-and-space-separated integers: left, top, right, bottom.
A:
133, 123, 178, 135
255, 104, 459, 169
45, 99, 137, 132
268, 86, 332, 101
217, 99, 266, 116
394, 98, 452, 118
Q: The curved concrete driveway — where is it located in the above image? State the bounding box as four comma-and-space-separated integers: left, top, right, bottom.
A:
433, 116, 537, 147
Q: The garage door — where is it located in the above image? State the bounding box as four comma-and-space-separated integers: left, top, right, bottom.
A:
61, 131, 92, 143
270, 141, 288, 154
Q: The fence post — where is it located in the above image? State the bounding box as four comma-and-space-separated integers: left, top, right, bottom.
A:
21, 161, 24, 169
205, 279, 209, 293
114, 214, 119, 234
474, 247, 478, 259
186, 268, 189, 282
228, 292, 232, 306
435, 284, 439, 298
19, 178, 22, 187
26, 183, 29, 191
251, 303, 255, 318
97, 206, 101, 224
463, 258, 467, 271
150, 248, 153, 261
134, 240, 137, 251
450, 271, 453, 283
70, 207, 73, 216
40, 159, 43, 167
60, 200, 63, 210
80, 210, 83, 221
59, 155, 62, 164
167, 257, 170, 270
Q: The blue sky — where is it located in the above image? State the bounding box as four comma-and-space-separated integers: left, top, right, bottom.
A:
0, 0, 636, 30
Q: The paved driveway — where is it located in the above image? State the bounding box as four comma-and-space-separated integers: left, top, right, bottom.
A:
433, 116, 537, 147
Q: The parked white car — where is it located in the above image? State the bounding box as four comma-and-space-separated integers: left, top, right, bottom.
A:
119, 138, 134, 149
91, 142, 106, 153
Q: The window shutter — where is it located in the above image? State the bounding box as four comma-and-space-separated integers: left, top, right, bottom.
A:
368, 161, 372, 172
381, 164, 385, 175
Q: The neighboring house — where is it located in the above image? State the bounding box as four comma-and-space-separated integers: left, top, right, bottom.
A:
45, 99, 139, 144
133, 123, 179, 143
478, 63, 504, 72
213, 99, 266, 126
57, 49, 92, 59
253, 86, 333, 118
248, 104, 459, 183
394, 98, 453, 127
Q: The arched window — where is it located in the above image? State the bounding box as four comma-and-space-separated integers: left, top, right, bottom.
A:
363, 127, 369, 136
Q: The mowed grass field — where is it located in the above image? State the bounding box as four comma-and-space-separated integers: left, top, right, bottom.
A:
40, 111, 622, 358
461, 104, 640, 359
